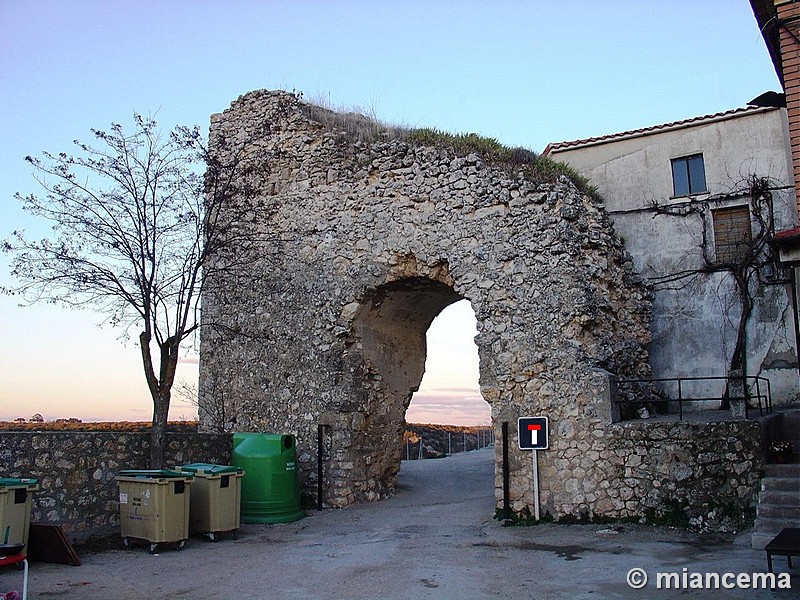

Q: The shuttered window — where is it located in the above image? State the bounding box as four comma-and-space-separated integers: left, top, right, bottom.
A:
712, 205, 751, 264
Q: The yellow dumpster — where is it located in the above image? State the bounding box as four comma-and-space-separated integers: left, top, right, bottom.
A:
179, 464, 244, 541
116, 470, 192, 553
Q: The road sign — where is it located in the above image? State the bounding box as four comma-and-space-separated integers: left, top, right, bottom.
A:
518, 417, 548, 450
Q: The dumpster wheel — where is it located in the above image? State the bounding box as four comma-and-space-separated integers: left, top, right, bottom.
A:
146, 540, 185, 553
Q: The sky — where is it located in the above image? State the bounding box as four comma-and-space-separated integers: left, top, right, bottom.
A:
0, 1, 781, 425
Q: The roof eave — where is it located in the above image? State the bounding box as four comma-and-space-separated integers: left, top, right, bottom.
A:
545, 106, 779, 155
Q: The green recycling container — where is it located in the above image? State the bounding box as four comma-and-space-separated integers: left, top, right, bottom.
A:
232, 433, 305, 524
0, 478, 38, 555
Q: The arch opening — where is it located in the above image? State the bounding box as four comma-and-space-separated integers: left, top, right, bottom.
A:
406, 299, 486, 428
352, 278, 492, 500
403, 298, 493, 471
353, 277, 463, 401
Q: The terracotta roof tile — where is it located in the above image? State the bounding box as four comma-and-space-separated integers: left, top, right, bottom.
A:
543, 106, 775, 155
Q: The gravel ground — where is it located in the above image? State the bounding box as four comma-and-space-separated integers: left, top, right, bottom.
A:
12, 448, 798, 599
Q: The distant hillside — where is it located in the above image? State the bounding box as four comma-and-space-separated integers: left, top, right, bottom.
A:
0, 420, 198, 432
404, 423, 494, 459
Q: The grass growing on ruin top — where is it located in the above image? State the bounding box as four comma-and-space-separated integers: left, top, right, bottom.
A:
300, 99, 598, 197
409, 128, 596, 196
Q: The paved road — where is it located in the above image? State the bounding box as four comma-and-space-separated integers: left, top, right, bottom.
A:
14, 448, 798, 599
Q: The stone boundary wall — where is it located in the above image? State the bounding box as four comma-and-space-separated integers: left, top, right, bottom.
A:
0, 432, 231, 542
0, 423, 764, 539
536, 419, 764, 531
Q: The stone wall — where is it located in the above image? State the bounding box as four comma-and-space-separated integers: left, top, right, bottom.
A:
506, 417, 764, 531
0, 432, 230, 541
201, 90, 654, 518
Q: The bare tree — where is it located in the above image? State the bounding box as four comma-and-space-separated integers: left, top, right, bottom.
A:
2, 114, 272, 467
646, 175, 788, 393
173, 377, 235, 434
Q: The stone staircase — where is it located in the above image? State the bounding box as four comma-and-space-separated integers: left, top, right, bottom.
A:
752, 410, 800, 549
752, 464, 800, 549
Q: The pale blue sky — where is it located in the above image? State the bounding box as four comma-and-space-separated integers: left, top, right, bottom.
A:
0, 1, 780, 423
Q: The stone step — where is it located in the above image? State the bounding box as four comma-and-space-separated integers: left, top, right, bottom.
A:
781, 410, 800, 427
762, 477, 800, 492
752, 532, 775, 550
752, 516, 800, 549
754, 515, 800, 533
751, 412, 800, 549
753, 531, 782, 550
757, 503, 800, 519
758, 490, 800, 506
764, 463, 800, 478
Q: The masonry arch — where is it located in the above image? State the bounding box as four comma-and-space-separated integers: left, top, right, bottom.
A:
349, 276, 490, 492
201, 89, 653, 520
354, 276, 463, 410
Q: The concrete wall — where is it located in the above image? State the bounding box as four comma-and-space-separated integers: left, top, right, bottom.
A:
0, 431, 230, 542
551, 107, 793, 213
547, 107, 800, 405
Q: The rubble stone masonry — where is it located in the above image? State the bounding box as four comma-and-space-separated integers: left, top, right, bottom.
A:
199, 90, 763, 527
0, 432, 229, 541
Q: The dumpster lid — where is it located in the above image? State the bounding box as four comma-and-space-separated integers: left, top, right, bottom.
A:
116, 469, 192, 480
0, 478, 38, 488
179, 463, 243, 475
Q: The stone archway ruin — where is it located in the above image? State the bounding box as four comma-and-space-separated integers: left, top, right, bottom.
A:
352, 275, 464, 491
200, 90, 655, 518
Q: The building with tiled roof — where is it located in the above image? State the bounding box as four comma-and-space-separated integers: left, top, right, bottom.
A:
545, 100, 799, 407
543, 105, 777, 155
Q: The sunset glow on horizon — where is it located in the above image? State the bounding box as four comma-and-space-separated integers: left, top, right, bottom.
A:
1, 299, 484, 426
406, 300, 487, 426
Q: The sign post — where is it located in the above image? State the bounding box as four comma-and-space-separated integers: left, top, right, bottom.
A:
518, 417, 549, 521
532, 446, 540, 521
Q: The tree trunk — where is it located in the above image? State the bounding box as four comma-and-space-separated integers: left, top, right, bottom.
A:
729, 270, 753, 377
140, 332, 180, 468
150, 388, 170, 469
724, 270, 753, 415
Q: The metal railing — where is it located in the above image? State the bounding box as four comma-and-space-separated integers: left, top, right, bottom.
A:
612, 375, 772, 421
